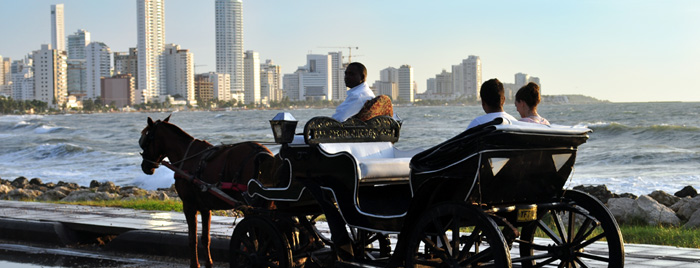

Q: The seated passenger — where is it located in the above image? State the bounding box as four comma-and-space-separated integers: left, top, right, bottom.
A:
467, 78, 518, 129
515, 82, 550, 125
331, 62, 375, 122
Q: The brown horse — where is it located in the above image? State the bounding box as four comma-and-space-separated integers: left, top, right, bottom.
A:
139, 115, 273, 268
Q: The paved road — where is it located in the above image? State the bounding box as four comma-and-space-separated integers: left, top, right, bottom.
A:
1, 200, 699, 267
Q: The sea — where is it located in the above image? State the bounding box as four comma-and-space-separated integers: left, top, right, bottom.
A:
0, 102, 698, 196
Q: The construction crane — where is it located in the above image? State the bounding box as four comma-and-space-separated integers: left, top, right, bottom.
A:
319, 46, 359, 64
194, 64, 207, 74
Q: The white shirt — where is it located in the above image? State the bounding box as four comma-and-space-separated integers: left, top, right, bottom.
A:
466, 111, 517, 129
331, 82, 375, 122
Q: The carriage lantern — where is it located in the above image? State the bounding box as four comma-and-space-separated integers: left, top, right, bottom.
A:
270, 112, 298, 144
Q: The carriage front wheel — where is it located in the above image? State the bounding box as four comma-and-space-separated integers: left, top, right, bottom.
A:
229, 215, 293, 268
405, 202, 512, 268
517, 189, 625, 268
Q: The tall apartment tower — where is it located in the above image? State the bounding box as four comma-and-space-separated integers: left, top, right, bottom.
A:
398, 65, 414, 102
328, 51, 345, 101
215, 0, 244, 98
0, 55, 5, 86
114, 48, 138, 86
51, 4, 65, 51
260, 60, 281, 103
67, 29, 90, 60
137, 0, 166, 100
164, 44, 195, 103
33, 44, 67, 107
11, 57, 34, 101
243, 50, 260, 105
2, 57, 11, 87
452, 55, 481, 100
86, 42, 112, 99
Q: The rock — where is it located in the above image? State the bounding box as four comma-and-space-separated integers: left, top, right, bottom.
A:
573, 185, 615, 204
29, 178, 43, 185
119, 186, 148, 197
38, 186, 72, 201
606, 197, 636, 224
89, 180, 101, 188
630, 195, 680, 226
56, 181, 81, 190
97, 181, 119, 193
649, 190, 680, 207
670, 195, 700, 220
61, 190, 120, 202
683, 209, 700, 229
675, 186, 698, 198
6, 188, 42, 200
0, 184, 13, 195
11, 177, 29, 188
619, 193, 638, 199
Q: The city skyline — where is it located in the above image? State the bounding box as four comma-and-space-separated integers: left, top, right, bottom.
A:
1, 0, 698, 102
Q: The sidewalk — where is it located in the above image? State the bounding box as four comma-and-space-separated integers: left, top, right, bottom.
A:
1, 200, 699, 267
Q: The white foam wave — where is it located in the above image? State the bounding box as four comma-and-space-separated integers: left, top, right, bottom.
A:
129, 167, 175, 190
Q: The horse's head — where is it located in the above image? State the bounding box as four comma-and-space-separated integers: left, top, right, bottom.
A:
139, 115, 170, 174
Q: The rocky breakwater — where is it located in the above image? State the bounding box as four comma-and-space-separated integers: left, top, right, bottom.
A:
574, 185, 700, 229
0, 176, 179, 202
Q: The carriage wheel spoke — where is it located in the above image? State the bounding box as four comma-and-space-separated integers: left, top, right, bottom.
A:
567, 211, 576, 244
574, 256, 592, 268
572, 218, 595, 243
575, 233, 606, 250
577, 251, 610, 263
537, 219, 563, 244
459, 246, 492, 265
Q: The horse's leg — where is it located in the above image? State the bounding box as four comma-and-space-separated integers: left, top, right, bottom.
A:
200, 209, 213, 268
183, 202, 200, 268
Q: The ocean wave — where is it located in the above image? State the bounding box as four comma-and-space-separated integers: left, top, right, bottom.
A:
34, 125, 66, 134
6, 143, 94, 160
580, 121, 700, 143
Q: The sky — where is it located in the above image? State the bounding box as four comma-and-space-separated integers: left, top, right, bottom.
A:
1, 0, 699, 102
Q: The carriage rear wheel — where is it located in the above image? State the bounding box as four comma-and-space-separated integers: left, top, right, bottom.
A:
517, 189, 624, 268
229, 216, 293, 268
405, 202, 512, 268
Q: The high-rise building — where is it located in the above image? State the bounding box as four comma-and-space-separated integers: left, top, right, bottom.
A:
137, 0, 166, 100
114, 48, 138, 87
195, 72, 231, 102
260, 60, 281, 103
398, 65, 414, 102
0, 55, 5, 86
11, 57, 34, 100
243, 50, 260, 105
328, 51, 345, 101
372, 67, 399, 100
301, 54, 332, 101
451, 56, 481, 100
66, 59, 86, 96
33, 44, 67, 107
67, 29, 91, 60
282, 67, 305, 101
51, 4, 65, 51
86, 42, 112, 99
2, 57, 11, 86
194, 74, 214, 103
215, 0, 244, 98
164, 44, 195, 103
101, 74, 135, 108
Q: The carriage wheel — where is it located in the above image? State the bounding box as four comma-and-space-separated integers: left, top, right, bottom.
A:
229, 216, 293, 268
349, 227, 392, 260
405, 202, 512, 268
518, 190, 624, 268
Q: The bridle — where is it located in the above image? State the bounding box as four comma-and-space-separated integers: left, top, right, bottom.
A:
140, 121, 164, 168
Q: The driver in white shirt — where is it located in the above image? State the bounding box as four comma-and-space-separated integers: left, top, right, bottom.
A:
331, 62, 376, 122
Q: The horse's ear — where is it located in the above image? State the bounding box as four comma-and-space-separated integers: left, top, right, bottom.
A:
147, 117, 154, 126
164, 114, 171, 122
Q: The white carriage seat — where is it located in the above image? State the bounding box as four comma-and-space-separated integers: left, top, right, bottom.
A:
318, 142, 420, 181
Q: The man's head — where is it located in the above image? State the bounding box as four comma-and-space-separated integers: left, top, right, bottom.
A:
344, 62, 367, 89
480, 78, 505, 113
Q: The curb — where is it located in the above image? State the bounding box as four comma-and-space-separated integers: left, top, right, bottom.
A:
0, 218, 77, 246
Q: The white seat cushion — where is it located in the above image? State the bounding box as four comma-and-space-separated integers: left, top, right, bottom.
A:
359, 158, 412, 179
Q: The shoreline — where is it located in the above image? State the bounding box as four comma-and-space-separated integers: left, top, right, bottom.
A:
1, 175, 699, 228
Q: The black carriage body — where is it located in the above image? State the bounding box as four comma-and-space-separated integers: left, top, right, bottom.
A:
410, 123, 589, 207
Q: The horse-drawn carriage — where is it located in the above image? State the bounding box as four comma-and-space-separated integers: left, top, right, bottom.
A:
140, 113, 624, 268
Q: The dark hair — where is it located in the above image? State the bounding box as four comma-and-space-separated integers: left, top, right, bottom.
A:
348, 62, 367, 81
480, 78, 505, 109
515, 82, 541, 108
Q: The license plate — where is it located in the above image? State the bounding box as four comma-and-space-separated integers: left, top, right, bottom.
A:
517, 206, 537, 222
